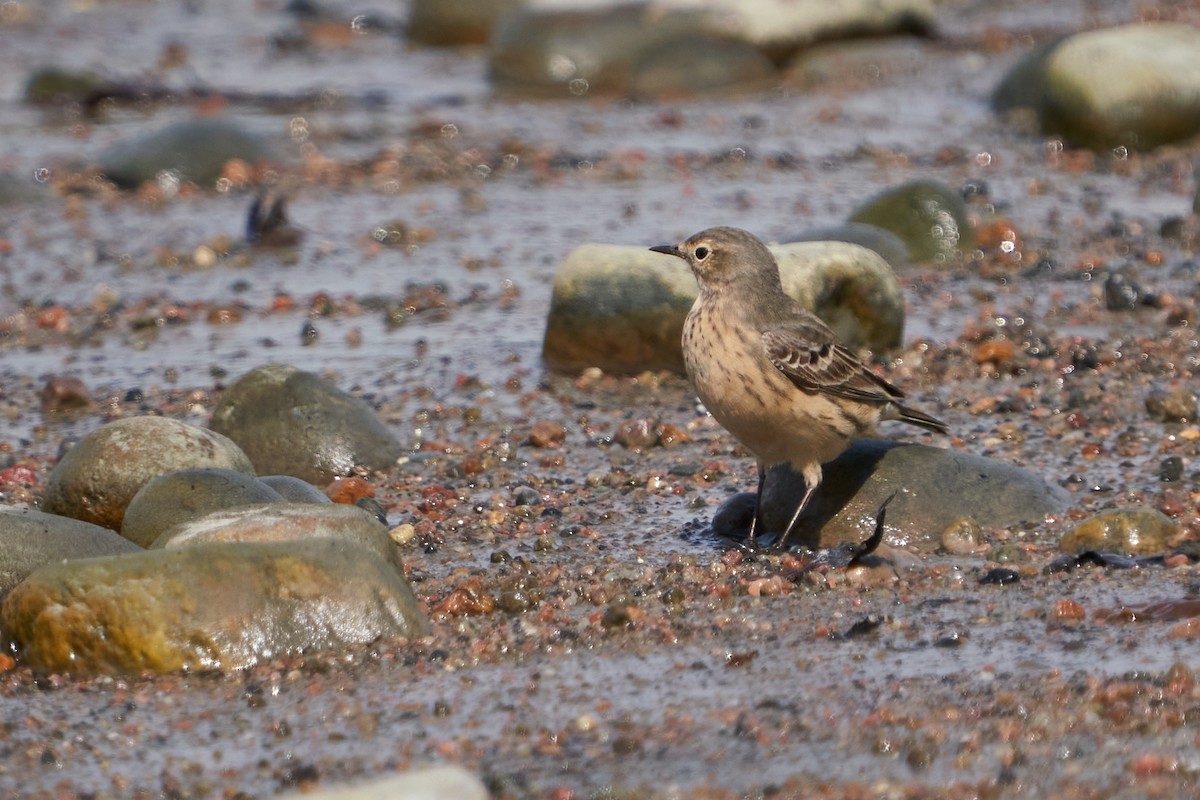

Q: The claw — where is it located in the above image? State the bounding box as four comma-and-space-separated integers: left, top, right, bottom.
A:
847, 492, 896, 569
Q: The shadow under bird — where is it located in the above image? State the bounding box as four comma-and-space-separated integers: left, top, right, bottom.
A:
650, 226, 948, 550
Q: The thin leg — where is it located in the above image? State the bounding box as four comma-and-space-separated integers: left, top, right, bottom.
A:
747, 463, 766, 545
774, 462, 822, 551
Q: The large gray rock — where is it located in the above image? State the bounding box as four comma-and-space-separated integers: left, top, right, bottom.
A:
716, 439, 1070, 552
543, 239, 905, 374
121, 468, 284, 548
0, 506, 142, 598
993, 23, 1200, 151
209, 365, 404, 485
41, 416, 256, 532
1, 537, 429, 675
99, 117, 280, 189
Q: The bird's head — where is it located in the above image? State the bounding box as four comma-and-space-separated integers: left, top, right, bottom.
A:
650, 226, 780, 290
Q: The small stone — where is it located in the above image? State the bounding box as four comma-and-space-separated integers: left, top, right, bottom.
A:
940, 516, 985, 555
527, 421, 566, 448
513, 486, 541, 506
39, 376, 90, 413
1060, 508, 1179, 556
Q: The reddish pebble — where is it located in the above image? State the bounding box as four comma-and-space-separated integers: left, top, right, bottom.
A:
325, 476, 375, 504
974, 338, 1016, 366
528, 420, 567, 448
1051, 598, 1086, 622
39, 376, 90, 413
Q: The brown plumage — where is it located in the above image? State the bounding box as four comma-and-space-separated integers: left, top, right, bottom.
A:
651, 226, 947, 549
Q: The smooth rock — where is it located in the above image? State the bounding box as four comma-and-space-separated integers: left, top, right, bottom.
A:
99, 117, 280, 189
0, 506, 142, 599
150, 502, 403, 573
281, 765, 488, 800
259, 474, 333, 504
1059, 508, 1179, 556
209, 365, 404, 485
848, 179, 974, 264
993, 23, 1200, 151
786, 222, 912, 272
121, 468, 284, 548
542, 239, 904, 374
41, 416, 255, 532
24, 65, 110, 104
739, 439, 1070, 552
674, 0, 936, 62
409, 0, 525, 46
489, 4, 770, 98
2, 538, 429, 675
784, 37, 931, 90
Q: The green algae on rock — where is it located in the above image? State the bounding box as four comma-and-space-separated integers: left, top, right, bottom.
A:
1, 538, 429, 675
1059, 508, 1180, 556
848, 180, 974, 264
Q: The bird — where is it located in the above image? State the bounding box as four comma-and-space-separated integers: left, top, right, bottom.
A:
650, 226, 948, 550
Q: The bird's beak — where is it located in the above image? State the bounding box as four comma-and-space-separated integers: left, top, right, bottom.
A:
649, 244, 682, 257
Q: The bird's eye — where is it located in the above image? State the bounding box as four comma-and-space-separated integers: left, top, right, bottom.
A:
694, 246, 710, 260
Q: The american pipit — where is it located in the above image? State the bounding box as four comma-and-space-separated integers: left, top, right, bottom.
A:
651, 226, 948, 550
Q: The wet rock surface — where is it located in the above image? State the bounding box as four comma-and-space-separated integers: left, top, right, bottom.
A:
725, 438, 1070, 551
209, 364, 404, 485
0, 507, 142, 598
41, 417, 256, 532
121, 467, 284, 548
1, 538, 428, 675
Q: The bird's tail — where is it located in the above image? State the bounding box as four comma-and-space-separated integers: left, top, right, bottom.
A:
892, 403, 949, 435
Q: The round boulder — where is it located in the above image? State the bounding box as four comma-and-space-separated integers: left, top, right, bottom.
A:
120, 468, 284, 548
41, 416, 255, 531
0, 507, 142, 598
848, 180, 974, 264
1, 538, 429, 675
209, 365, 404, 485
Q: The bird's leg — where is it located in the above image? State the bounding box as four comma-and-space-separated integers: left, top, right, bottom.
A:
747, 463, 767, 546
774, 462, 822, 551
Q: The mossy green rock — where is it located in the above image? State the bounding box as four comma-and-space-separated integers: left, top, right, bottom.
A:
121, 468, 284, 548
849, 180, 973, 264
993, 23, 1200, 151
1, 538, 429, 675
1059, 508, 1179, 556
41, 417, 255, 532
543, 239, 904, 374
209, 365, 404, 485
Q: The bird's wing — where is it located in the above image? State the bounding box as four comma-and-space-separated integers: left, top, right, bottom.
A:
762, 324, 903, 406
